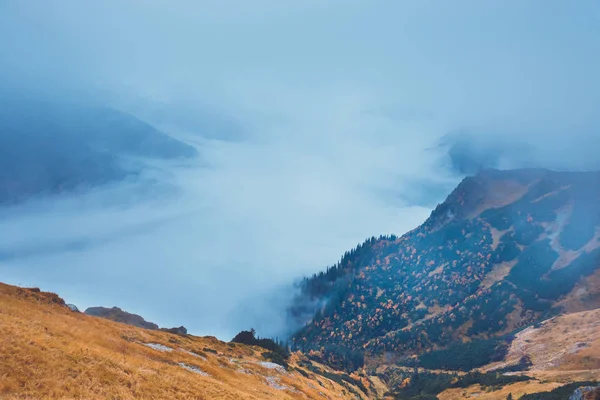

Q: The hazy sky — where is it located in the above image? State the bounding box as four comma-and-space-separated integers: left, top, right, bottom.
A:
1, 1, 599, 339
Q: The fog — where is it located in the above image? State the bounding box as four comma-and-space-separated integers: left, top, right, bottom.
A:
0, 0, 599, 339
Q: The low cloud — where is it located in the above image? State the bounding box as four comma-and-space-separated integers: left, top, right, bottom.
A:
0, 0, 599, 339
0, 117, 437, 338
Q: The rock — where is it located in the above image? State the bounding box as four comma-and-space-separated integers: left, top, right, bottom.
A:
178, 362, 209, 376
143, 343, 173, 352
67, 304, 80, 312
257, 361, 286, 373
161, 326, 188, 335
18, 287, 67, 307
570, 385, 600, 400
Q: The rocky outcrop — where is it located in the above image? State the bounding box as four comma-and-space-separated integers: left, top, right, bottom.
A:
67, 304, 80, 312
84, 306, 159, 330
161, 326, 188, 335
20, 287, 67, 307
570, 385, 600, 400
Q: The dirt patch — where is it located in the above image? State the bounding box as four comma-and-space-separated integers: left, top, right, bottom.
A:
489, 227, 506, 251
428, 263, 446, 277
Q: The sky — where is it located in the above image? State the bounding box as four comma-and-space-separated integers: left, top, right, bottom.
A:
0, 0, 599, 339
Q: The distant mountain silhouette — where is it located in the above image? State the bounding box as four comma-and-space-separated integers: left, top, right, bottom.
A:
0, 95, 197, 203
84, 306, 159, 330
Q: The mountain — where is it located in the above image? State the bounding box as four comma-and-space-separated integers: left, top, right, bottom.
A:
290, 168, 600, 373
0, 283, 380, 400
0, 95, 197, 204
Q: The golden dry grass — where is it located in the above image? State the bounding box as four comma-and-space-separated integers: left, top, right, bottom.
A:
442, 308, 600, 399
484, 308, 600, 376
438, 380, 563, 400
558, 268, 600, 314
466, 179, 529, 219
0, 283, 371, 400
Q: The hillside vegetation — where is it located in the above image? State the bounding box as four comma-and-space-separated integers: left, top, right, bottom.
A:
289, 169, 600, 399
292, 169, 600, 369
0, 283, 377, 400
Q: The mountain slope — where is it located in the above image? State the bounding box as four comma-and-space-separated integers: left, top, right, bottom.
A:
485, 308, 600, 376
291, 169, 600, 371
0, 283, 378, 400
435, 309, 600, 400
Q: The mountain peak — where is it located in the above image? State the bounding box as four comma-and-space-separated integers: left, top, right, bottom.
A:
425, 168, 599, 231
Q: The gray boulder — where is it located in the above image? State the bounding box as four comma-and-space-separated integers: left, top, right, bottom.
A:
569, 385, 600, 400
67, 304, 80, 312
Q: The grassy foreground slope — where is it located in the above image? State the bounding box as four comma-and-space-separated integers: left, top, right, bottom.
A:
0, 283, 377, 400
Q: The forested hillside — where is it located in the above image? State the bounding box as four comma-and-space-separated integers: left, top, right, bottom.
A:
290, 169, 600, 372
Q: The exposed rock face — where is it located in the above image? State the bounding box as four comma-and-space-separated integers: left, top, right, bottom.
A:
570, 385, 600, 400
67, 304, 80, 312
84, 306, 159, 330
21, 287, 67, 307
